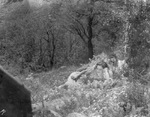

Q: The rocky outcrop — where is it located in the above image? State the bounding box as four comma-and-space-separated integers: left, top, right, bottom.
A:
59, 53, 127, 90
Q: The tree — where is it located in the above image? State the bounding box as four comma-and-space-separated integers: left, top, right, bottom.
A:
55, 0, 120, 59
116, 0, 150, 74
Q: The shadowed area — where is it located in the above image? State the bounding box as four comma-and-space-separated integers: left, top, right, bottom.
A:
6, 0, 23, 4
0, 67, 32, 117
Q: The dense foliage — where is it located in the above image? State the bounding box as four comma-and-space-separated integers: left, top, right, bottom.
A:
27, 53, 150, 117
1, 0, 150, 117
0, 0, 128, 73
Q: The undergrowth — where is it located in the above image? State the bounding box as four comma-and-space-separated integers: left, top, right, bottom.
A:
23, 54, 150, 117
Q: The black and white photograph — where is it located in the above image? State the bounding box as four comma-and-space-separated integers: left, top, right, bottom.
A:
0, 0, 150, 117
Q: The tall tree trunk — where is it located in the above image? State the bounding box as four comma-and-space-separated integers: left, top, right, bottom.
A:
87, 16, 94, 59
123, 18, 130, 58
46, 31, 52, 68
50, 31, 56, 68
38, 38, 44, 67
87, 38, 93, 59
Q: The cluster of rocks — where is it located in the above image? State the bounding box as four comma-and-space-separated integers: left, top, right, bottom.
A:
59, 53, 127, 90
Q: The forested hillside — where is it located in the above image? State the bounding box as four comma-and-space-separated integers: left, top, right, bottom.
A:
1, 0, 150, 117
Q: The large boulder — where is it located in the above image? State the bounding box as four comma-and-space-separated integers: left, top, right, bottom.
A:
0, 66, 32, 117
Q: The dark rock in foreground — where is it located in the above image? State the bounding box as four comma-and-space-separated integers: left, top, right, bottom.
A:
0, 66, 32, 117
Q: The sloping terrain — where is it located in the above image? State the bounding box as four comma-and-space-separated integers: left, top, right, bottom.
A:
22, 53, 150, 117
